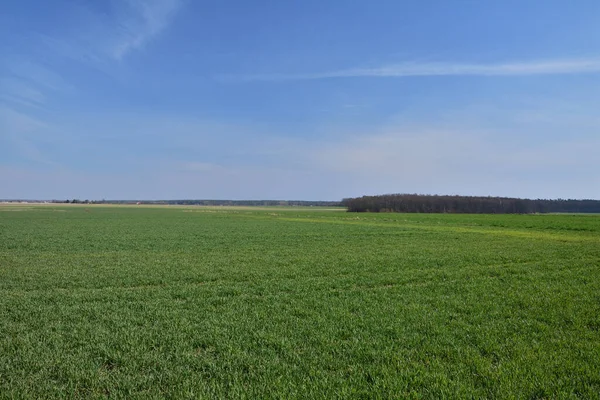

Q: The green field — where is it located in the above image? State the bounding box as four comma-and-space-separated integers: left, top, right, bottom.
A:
1, 205, 599, 398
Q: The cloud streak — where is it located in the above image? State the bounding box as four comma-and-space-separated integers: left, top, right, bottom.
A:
28, 0, 185, 67
229, 57, 600, 81
112, 0, 185, 60
0, 0, 186, 165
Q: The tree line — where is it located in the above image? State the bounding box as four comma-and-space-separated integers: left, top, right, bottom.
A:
342, 194, 600, 214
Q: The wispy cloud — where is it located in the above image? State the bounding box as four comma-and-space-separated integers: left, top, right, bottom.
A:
0, 78, 46, 107
0, 106, 47, 132
0, 106, 56, 165
111, 0, 185, 60
228, 57, 600, 81
0, 60, 73, 110
7, 60, 71, 92
2, 105, 599, 199
0, 0, 186, 164
34, 0, 185, 64
9, 0, 186, 79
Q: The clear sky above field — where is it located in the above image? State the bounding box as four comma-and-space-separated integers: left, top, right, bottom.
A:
1, 0, 600, 200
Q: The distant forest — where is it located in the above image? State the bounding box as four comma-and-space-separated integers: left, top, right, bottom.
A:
342, 194, 600, 214
8, 195, 599, 213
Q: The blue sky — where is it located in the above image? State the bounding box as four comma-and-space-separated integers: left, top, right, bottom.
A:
1, 0, 600, 200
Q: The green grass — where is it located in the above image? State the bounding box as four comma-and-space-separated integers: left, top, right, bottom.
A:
1, 205, 599, 398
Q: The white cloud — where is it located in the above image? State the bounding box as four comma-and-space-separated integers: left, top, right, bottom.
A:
231, 57, 600, 81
